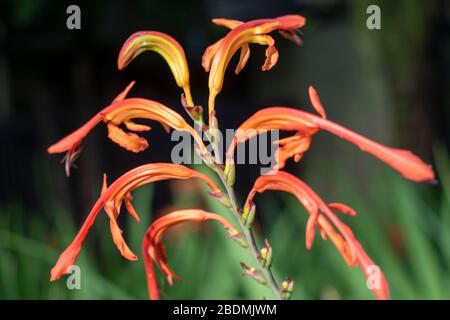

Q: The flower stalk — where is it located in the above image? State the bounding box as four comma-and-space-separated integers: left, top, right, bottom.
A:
213, 167, 282, 298
47, 13, 436, 300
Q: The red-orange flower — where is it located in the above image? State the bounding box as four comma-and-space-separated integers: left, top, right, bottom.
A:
226, 86, 435, 183
50, 163, 221, 282
202, 15, 306, 126
244, 171, 389, 300
48, 96, 207, 176
142, 209, 239, 299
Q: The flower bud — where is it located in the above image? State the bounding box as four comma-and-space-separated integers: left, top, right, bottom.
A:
181, 93, 204, 125
210, 191, 232, 208
257, 239, 272, 269
241, 203, 256, 228
229, 232, 249, 248
224, 162, 235, 187
240, 262, 267, 285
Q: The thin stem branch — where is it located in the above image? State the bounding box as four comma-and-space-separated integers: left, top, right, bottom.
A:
214, 167, 281, 299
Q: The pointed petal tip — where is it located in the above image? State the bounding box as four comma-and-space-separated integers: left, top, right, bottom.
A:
49, 271, 58, 282
308, 85, 327, 119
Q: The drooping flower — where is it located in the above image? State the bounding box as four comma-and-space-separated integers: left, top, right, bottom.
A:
50, 163, 221, 282
243, 171, 390, 300
202, 15, 306, 127
118, 31, 194, 107
226, 86, 435, 183
48, 97, 207, 175
142, 209, 239, 299
48, 81, 135, 176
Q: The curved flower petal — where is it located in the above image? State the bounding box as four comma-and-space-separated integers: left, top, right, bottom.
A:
244, 171, 390, 300
118, 31, 194, 106
212, 18, 244, 29
142, 209, 239, 300
204, 14, 306, 126
50, 163, 221, 282
107, 122, 149, 153
328, 202, 357, 216
226, 88, 435, 183
274, 134, 312, 170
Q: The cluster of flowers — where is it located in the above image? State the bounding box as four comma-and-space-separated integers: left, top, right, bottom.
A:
48, 15, 435, 300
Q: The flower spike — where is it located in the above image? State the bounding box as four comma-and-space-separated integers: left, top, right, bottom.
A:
50, 163, 221, 282
203, 15, 306, 127
143, 209, 239, 300
118, 31, 194, 106
226, 87, 435, 183
244, 171, 390, 300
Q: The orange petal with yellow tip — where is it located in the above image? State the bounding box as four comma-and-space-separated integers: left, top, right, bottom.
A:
117, 31, 189, 88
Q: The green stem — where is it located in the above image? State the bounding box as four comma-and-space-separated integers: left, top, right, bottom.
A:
214, 168, 281, 299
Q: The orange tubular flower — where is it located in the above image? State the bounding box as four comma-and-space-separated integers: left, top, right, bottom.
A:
202, 15, 306, 126
48, 97, 207, 175
244, 171, 389, 300
226, 86, 435, 183
47, 81, 135, 176
142, 209, 239, 300
50, 163, 221, 282
118, 31, 194, 106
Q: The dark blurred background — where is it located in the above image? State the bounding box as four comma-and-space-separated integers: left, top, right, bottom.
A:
0, 0, 449, 299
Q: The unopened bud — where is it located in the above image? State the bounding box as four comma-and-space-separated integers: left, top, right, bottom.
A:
258, 239, 272, 269
280, 278, 294, 300
209, 113, 221, 155
224, 162, 235, 187
229, 232, 249, 248
210, 191, 232, 208
240, 262, 267, 285
181, 93, 204, 124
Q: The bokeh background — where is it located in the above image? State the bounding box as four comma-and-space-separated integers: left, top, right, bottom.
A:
0, 0, 449, 299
